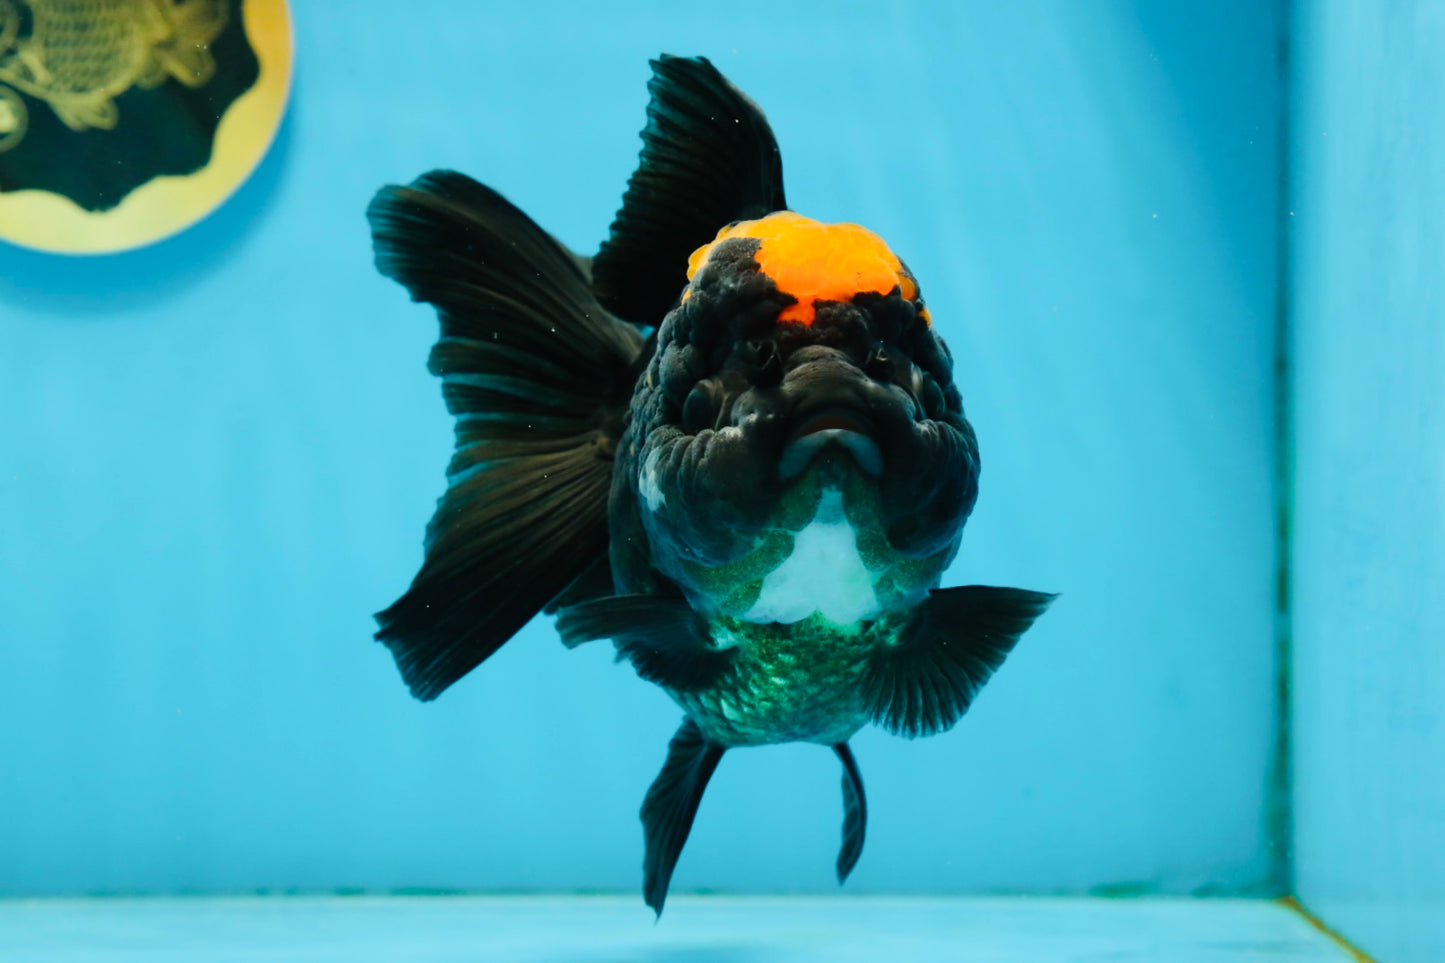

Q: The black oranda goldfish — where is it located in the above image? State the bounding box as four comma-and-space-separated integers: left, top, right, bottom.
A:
368, 55, 1054, 916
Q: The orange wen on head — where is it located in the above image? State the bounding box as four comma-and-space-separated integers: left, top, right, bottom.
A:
686, 211, 927, 326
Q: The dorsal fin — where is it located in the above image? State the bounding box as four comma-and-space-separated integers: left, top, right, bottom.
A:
592, 54, 788, 325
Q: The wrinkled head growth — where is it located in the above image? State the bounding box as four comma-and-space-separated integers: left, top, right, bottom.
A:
686, 212, 931, 327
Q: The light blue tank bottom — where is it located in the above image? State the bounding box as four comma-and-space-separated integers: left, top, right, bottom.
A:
0, 895, 1360, 962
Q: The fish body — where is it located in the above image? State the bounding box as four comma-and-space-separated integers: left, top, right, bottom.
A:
368, 55, 1053, 915
605, 207, 979, 749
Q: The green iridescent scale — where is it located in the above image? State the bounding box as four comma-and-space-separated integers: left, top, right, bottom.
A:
665, 464, 959, 746
679, 465, 954, 620
678, 468, 823, 615
677, 613, 908, 746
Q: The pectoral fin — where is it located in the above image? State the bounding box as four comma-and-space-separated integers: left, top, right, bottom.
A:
555, 595, 735, 692
640, 718, 726, 917
865, 586, 1056, 738
833, 742, 867, 883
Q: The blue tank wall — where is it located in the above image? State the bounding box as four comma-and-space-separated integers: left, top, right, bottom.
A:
0, 1, 1284, 895
1291, 4, 1445, 961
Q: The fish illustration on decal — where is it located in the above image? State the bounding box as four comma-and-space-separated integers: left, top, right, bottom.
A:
0, 0, 292, 254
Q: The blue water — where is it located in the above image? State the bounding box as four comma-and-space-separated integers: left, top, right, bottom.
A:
0, 2, 1439, 961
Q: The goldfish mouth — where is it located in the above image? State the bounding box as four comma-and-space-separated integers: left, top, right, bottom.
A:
778, 407, 883, 479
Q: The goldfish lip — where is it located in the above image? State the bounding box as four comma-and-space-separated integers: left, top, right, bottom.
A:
779, 407, 883, 479
790, 406, 874, 438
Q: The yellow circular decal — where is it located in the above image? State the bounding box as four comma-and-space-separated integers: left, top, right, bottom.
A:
0, 0, 292, 254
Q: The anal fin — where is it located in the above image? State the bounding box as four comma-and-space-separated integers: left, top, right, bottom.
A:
834, 742, 867, 883
641, 717, 725, 917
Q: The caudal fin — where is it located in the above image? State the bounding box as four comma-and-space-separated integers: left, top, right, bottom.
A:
368, 171, 645, 701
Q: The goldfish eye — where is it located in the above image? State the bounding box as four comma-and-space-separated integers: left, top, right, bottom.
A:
682, 380, 723, 434
864, 346, 896, 382
748, 339, 783, 388
660, 344, 705, 403
911, 366, 946, 420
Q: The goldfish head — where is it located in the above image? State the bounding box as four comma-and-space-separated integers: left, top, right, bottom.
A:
613, 212, 980, 622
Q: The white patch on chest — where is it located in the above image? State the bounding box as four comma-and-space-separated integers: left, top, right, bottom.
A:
743, 489, 880, 625
640, 447, 666, 512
